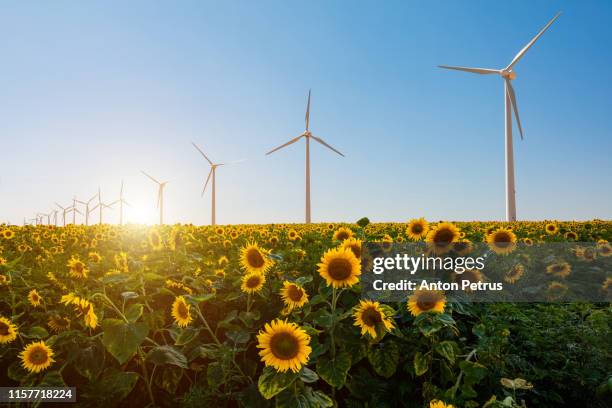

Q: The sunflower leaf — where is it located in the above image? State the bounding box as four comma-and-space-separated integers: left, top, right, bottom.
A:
257, 366, 299, 399
101, 319, 149, 365
146, 345, 188, 369
367, 340, 399, 378
316, 351, 351, 387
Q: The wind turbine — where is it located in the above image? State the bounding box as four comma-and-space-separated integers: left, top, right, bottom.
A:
141, 171, 168, 225
54, 202, 70, 227
266, 90, 344, 223
90, 187, 113, 225
75, 193, 98, 226
438, 12, 561, 222
191, 142, 242, 225
109, 180, 131, 225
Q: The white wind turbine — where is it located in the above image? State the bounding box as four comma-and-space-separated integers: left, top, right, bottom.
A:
90, 187, 113, 225
141, 171, 169, 225
266, 90, 344, 223
54, 202, 70, 226
109, 180, 131, 225
75, 193, 99, 226
439, 12, 561, 222
191, 142, 243, 226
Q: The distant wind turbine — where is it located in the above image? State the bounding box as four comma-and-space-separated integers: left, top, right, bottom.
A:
438, 12, 561, 221
141, 171, 169, 225
266, 90, 344, 223
54, 203, 69, 227
109, 180, 131, 225
75, 194, 99, 226
191, 142, 243, 225
90, 187, 113, 225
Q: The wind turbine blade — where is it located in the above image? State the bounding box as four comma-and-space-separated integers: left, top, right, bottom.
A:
201, 168, 213, 197
54, 202, 65, 210
74, 208, 83, 215
311, 135, 345, 157
507, 12, 561, 69
305, 89, 311, 131
88, 194, 98, 203
90, 204, 99, 212
438, 65, 500, 75
505, 79, 524, 139
156, 188, 162, 208
191, 142, 214, 165
141, 170, 161, 184
109, 200, 120, 206
123, 200, 132, 207
265, 134, 304, 155
120, 180, 124, 197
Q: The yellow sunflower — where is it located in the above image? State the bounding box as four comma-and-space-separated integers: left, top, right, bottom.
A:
28, 289, 42, 307
505, 264, 525, 284
0, 257, 7, 265
88, 251, 102, 263
0, 316, 18, 344
148, 229, 164, 250
317, 247, 361, 289
0, 274, 10, 285
353, 300, 394, 339
598, 243, 612, 257
333, 227, 354, 242
2, 229, 15, 239
241, 272, 266, 294
280, 281, 309, 311
218, 256, 229, 267
406, 218, 429, 240
407, 290, 446, 316
20, 341, 55, 373
287, 229, 300, 241
546, 261, 572, 278
430, 401, 454, 408
240, 242, 273, 274
171, 296, 193, 328
545, 223, 558, 235
341, 237, 363, 259
453, 239, 473, 256
67, 256, 89, 279
47, 315, 71, 333
425, 222, 461, 255
256, 319, 311, 373
486, 227, 517, 255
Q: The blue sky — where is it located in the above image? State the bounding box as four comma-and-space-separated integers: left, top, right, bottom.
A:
1, 1, 610, 225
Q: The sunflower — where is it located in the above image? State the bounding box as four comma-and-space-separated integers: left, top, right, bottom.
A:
602, 277, 612, 291
240, 242, 273, 274
47, 315, 71, 333
218, 256, 229, 267
455, 269, 485, 290
523, 237, 534, 246
241, 272, 266, 294
214, 268, 226, 278
88, 251, 102, 263
28, 289, 42, 307
430, 401, 454, 408
84, 306, 99, 329
114, 252, 129, 272
0, 316, 18, 344
2, 229, 15, 239
564, 231, 578, 241
280, 281, 308, 311
598, 243, 612, 257
407, 290, 446, 316
425, 222, 460, 255
318, 247, 361, 289
406, 218, 429, 240
486, 227, 517, 255
353, 300, 394, 339
256, 319, 311, 373
545, 223, 558, 235
67, 256, 89, 279
287, 229, 299, 241
148, 229, 164, 250
0, 274, 9, 285
505, 264, 525, 284
0, 256, 7, 265
546, 261, 572, 278
171, 296, 193, 328
546, 281, 568, 301
453, 239, 473, 256
333, 227, 354, 242
20, 341, 55, 373
341, 237, 363, 259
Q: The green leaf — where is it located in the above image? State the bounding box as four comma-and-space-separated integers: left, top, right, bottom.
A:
459, 360, 488, 386
257, 366, 299, 399
299, 366, 319, 383
186, 293, 215, 303
414, 352, 429, 376
316, 351, 351, 388
84, 368, 138, 403
367, 341, 400, 378
101, 319, 149, 365
75, 340, 105, 380
175, 327, 201, 346
226, 329, 250, 344
207, 362, 224, 389
23, 326, 49, 339
125, 304, 144, 322
435, 341, 458, 364
39, 371, 66, 387
146, 345, 188, 369
121, 291, 139, 300
276, 386, 333, 408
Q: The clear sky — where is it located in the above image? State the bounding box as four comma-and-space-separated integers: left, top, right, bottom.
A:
1, 1, 611, 225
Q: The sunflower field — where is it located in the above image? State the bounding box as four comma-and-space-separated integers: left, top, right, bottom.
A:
0, 220, 610, 408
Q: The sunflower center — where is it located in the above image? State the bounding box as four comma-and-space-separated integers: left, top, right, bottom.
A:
361, 307, 383, 327
411, 224, 423, 234
336, 231, 349, 241
74, 262, 84, 273
177, 302, 189, 318
269, 332, 299, 360
552, 265, 564, 273
327, 258, 352, 281
348, 245, 361, 259
433, 228, 454, 244
29, 347, 49, 365
0, 322, 9, 335
287, 285, 304, 302
416, 293, 439, 311
247, 249, 265, 268
247, 275, 262, 288
493, 232, 512, 245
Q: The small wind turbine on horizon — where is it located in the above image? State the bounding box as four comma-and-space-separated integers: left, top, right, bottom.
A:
75, 193, 99, 226
109, 180, 131, 225
191, 142, 243, 226
141, 171, 169, 225
266, 90, 344, 223
438, 12, 561, 222
90, 187, 113, 225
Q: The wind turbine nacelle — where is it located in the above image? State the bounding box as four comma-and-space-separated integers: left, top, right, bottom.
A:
501, 70, 517, 80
